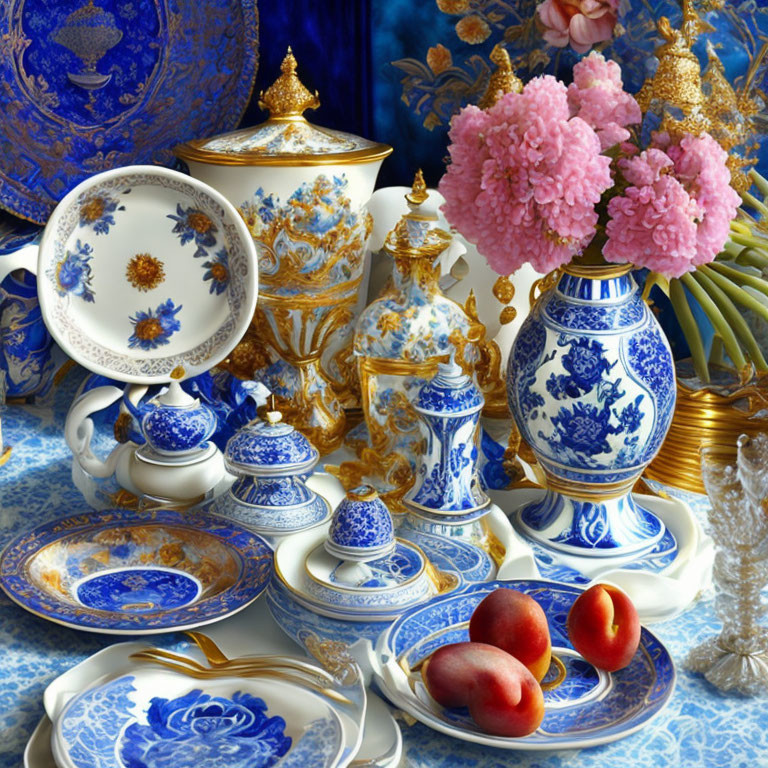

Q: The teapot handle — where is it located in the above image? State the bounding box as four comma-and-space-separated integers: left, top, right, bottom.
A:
65, 385, 133, 478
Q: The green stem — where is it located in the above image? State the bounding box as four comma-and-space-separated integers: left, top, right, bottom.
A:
708, 261, 768, 298
698, 264, 768, 326
710, 336, 725, 369
742, 191, 768, 220
669, 278, 710, 383
693, 269, 768, 372
735, 248, 768, 270
730, 232, 768, 253
721, 240, 745, 259
749, 169, 768, 198
680, 272, 748, 372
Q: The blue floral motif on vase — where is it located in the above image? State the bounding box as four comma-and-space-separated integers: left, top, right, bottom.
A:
0, 269, 55, 398
507, 268, 676, 556
119, 689, 291, 768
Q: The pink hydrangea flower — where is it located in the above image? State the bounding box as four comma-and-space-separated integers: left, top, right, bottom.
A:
439, 75, 612, 275
537, 0, 619, 54
661, 133, 741, 267
567, 52, 642, 150
604, 135, 740, 277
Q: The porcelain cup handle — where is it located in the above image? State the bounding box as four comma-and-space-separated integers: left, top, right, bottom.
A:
65, 385, 132, 479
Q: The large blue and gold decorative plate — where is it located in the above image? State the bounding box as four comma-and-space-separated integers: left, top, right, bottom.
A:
374, 580, 675, 750
0, 0, 258, 225
0, 507, 273, 634
37, 166, 258, 384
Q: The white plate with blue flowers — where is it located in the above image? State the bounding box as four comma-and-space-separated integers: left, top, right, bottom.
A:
37, 165, 258, 384
50, 660, 366, 768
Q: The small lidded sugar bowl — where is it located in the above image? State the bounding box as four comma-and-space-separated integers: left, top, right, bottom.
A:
213, 408, 331, 534
297, 485, 441, 614
325, 485, 395, 562
405, 360, 489, 517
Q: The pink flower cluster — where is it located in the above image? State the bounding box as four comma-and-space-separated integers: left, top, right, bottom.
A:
604, 133, 740, 278
568, 52, 642, 150
440, 53, 738, 279
439, 75, 613, 275
537, 0, 619, 54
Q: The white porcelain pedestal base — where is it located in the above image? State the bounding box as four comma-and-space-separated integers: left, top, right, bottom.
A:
491, 487, 714, 623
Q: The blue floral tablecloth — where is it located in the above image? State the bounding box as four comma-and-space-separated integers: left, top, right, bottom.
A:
0, 369, 763, 767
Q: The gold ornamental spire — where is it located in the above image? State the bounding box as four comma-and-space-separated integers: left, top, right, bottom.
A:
479, 44, 523, 110
258, 47, 321, 119
405, 169, 429, 206
385, 170, 452, 260
635, 0, 714, 138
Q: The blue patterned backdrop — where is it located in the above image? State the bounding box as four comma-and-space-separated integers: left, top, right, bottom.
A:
252, 0, 768, 190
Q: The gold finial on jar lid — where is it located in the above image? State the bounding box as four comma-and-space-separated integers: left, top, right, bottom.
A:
258, 46, 321, 120
405, 169, 429, 206
479, 43, 523, 110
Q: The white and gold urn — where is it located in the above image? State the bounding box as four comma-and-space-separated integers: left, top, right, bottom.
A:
176, 49, 392, 453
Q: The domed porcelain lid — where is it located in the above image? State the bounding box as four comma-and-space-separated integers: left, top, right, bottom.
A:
325, 485, 396, 561
415, 360, 483, 416
224, 410, 318, 475
175, 49, 392, 168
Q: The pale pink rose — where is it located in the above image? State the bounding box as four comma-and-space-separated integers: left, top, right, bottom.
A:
537, 0, 619, 54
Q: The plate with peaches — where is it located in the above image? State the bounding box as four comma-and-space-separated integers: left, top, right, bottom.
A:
373, 580, 675, 749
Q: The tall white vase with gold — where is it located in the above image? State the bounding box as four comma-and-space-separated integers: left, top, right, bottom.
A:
176, 49, 392, 454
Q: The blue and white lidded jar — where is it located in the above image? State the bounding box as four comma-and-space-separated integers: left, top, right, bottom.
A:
405, 360, 489, 517
214, 409, 330, 532
325, 485, 396, 562
507, 262, 676, 558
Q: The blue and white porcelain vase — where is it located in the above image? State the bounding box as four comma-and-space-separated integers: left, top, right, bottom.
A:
405, 360, 489, 517
507, 262, 676, 557
214, 409, 331, 533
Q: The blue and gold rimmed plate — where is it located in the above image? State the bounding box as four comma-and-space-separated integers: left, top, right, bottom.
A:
0, 0, 258, 225
374, 580, 675, 750
0, 508, 273, 634
37, 165, 258, 384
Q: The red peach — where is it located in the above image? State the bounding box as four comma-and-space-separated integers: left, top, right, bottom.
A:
566, 583, 641, 672
469, 588, 552, 682
422, 641, 545, 737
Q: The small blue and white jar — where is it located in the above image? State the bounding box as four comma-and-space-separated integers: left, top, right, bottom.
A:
405, 360, 489, 517
507, 262, 676, 558
325, 485, 396, 562
214, 410, 330, 533
141, 383, 218, 456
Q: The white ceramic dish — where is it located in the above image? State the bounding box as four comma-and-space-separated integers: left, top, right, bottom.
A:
38, 165, 258, 384
32, 597, 401, 768
493, 488, 714, 622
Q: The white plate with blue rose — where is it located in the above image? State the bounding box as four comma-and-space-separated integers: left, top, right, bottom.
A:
49, 654, 366, 768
